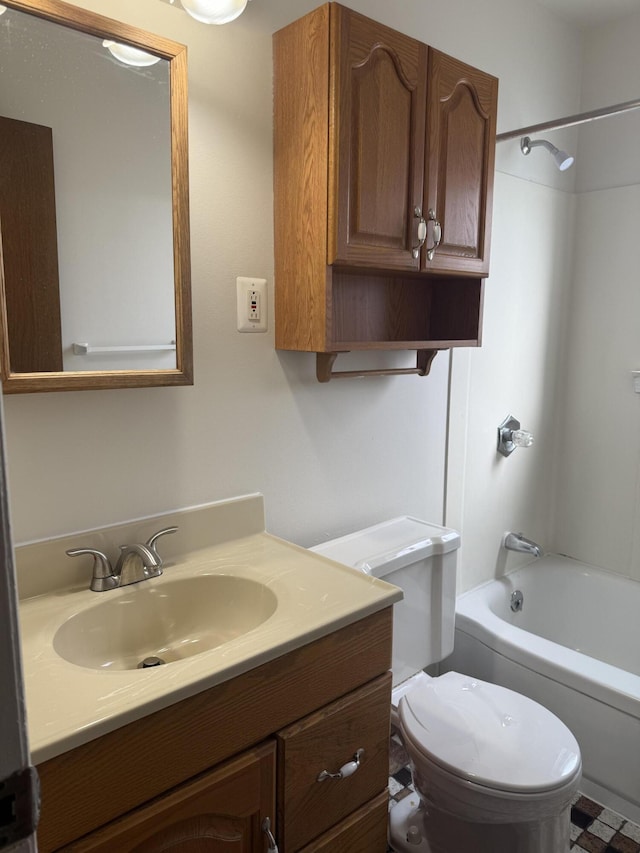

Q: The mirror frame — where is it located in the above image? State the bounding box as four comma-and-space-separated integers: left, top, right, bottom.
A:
0, 0, 193, 393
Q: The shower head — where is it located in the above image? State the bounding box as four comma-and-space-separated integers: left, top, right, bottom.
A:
520, 136, 574, 171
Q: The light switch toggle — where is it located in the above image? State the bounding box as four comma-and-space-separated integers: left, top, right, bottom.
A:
237, 277, 267, 332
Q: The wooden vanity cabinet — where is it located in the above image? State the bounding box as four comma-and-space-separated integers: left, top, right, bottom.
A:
276, 675, 391, 851
36, 608, 393, 853
273, 3, 497, 368
63, 741, 277, 852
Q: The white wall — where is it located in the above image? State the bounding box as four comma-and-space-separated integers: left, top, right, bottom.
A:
442, 14, 583, 592
447, 173, 576, 592
2, 0, 585, 597
552, 11, 640, 581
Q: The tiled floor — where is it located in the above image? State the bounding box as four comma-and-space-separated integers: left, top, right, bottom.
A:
388, 732, 640, 852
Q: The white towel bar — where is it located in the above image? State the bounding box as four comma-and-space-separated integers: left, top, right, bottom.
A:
72, 342, 176, 355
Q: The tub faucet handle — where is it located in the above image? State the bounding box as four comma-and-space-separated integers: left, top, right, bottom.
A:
498, 415, 534, 457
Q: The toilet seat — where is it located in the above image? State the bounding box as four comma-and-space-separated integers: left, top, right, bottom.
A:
400, 671, 581, 794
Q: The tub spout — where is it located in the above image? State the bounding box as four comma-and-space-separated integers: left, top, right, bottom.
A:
504, 532, 543, 558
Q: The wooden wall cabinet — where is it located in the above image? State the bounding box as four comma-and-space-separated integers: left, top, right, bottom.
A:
36, 609, 392, 853
273, 3, 498, 379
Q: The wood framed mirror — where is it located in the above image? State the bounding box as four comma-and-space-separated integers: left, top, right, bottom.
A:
0, 0, 192, 393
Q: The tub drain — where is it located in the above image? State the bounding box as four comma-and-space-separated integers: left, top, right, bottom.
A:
138, 655, 166, 668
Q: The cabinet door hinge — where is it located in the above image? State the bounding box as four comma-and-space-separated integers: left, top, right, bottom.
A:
0, 767, 40, 849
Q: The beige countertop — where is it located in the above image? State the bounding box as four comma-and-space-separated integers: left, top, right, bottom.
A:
17, 496, 401, 765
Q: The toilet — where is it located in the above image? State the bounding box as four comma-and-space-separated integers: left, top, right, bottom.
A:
311, 517, 582, 853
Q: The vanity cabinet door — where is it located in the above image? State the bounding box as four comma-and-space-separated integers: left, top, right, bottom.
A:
422, 49, 498, 276
65, 741, 276, 853
330, 4, 427, 271
276, 673, 391, 852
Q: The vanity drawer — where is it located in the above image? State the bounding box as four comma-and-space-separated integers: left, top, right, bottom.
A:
298, 791, 389, 853
276, 672, 391, 852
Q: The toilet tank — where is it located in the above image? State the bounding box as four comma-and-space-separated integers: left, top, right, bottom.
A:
311, 517, 460, 686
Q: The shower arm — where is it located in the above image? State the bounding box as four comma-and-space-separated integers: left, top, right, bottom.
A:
496, 96, 640, 143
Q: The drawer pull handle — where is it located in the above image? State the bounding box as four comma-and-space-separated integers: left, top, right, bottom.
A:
262, 817, 279, 853
425, 208, 442, 261
412, 206, 427, 259
317, 748, 364, 782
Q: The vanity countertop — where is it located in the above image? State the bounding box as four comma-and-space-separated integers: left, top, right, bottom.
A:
18, 497, 401, 765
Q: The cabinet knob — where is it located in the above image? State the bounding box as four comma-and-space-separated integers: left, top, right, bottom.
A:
316, 748, 364, 782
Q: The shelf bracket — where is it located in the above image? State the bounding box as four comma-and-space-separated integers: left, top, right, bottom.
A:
316, 350, 438, 383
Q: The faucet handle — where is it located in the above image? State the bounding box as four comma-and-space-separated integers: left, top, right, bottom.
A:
144, 526, 178, 563
66, 548, 118, 591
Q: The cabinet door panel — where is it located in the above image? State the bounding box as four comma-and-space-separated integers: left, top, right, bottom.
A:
66, 742, 276, 853
330, 4, 427, 270
0, 116, 63, 372
424, 49, 498, 276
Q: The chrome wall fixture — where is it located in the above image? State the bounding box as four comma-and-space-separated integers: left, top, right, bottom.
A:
496, 97, 640, 143
497, 415, 534, 457
520, 136, 574, 171
497, 97, 640, 172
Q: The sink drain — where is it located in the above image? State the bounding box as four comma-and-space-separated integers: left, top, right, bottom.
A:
138, 655, 166, 669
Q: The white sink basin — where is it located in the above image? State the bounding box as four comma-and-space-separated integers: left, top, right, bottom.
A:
53, 575, 278, 671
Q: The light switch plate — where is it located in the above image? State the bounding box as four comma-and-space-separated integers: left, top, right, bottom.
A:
236, 277, 267, 332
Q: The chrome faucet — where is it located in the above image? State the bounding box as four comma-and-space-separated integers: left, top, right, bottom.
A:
116, 542, 163, 585
66, 526, 178, 591
503, 532, 543, 558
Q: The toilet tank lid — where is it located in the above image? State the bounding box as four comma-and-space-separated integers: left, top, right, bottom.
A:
310, 516, 460, 579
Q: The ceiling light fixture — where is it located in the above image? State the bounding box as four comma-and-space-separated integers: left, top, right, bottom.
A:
102, 40, 162, 67
175, 0, 250, 25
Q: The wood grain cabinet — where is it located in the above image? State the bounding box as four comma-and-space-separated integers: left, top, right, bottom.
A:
276, 676, 390, 851
273, 3, 498, 378
35, 608, 393, 853
63, 742, 277, 853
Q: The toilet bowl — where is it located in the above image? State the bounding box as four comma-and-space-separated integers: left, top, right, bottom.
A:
311, 517, 582, 853
391, 671, 581, 852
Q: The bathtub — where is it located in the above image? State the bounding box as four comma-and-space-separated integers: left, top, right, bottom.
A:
443, 554, 640, 824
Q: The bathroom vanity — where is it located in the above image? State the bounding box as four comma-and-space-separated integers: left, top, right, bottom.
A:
36, 612, 391, 852
16, 496, 400, 852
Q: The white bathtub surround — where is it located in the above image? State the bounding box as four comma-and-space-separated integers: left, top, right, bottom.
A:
444, 555, 640, 823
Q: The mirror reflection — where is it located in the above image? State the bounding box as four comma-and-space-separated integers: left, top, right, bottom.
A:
0, 0, 192, 392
